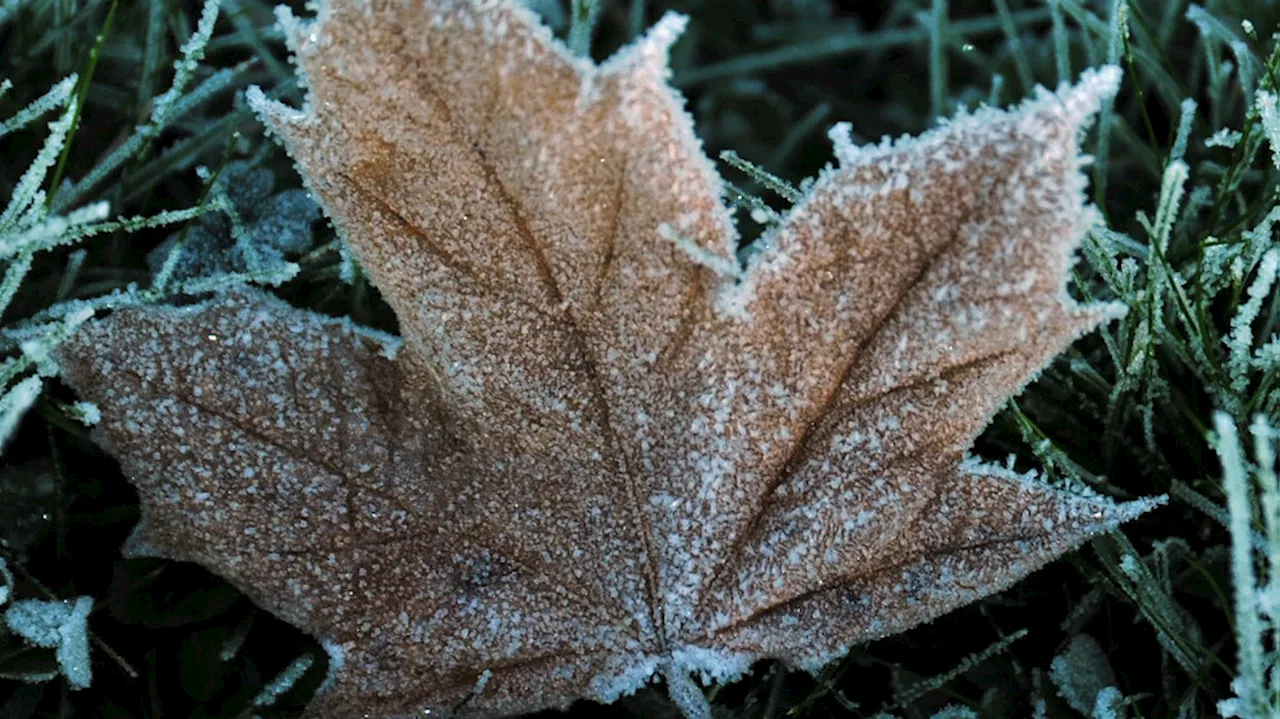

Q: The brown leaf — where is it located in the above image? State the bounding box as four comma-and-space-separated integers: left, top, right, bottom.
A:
55, 1, 1160, 717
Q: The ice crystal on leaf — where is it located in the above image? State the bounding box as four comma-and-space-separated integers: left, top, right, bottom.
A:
55, 1, 1161, 717
3, 596, 94, 689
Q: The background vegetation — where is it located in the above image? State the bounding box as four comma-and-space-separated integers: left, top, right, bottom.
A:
1, 0, 1278, 717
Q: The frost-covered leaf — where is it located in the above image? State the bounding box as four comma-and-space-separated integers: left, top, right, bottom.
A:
3, 596, 93, 689
1050, 634, 1118, 715
145, 160, 319, 281
55, 0, 1159, 717
1093, 686, 1128, 719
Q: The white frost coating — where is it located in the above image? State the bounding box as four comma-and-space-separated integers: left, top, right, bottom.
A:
318, 637, 348, 694
659, 222, 741, 279
119, 519, 161, 558
587, 653, 661, 702
793, 643, 849, 673
597, 10, 740, 269
616, 646, 752, 719
663, 667, 711, 719
1206, 127, 1243, 149
70, 401, 101, 426
246, 85, 309, 130
471, 667, 494, 696
827, 121, 858, 165
959, 457, 1169, 523
0, 375, 41, 452
273, 4, 310, 51
714, 280, 755, 322
346, 320, 403, 359
1092, 300, 1129, 324
1256, 91, 1280, 171
4, 596, 94, 689
253, 653, 315, 708
497, 0, 595, 77
598, 11, 687, 78
668, 644, 753, 685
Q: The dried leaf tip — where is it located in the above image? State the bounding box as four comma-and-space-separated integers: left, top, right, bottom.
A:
598, 11, 687, 77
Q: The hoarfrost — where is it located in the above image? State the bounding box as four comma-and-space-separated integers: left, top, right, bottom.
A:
3, 596, 94, 689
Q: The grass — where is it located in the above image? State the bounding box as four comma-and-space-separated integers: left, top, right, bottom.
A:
2, 0, 1279, 717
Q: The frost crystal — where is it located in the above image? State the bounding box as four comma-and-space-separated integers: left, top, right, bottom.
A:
1050, 634, 1119, 715
4, 596, 94, 689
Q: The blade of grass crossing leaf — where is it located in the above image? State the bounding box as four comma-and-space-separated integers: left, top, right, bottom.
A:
250, 654, 315, 709
719, 150, 800, 204
0, 305, 95, 388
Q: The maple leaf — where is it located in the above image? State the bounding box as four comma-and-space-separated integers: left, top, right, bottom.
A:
54, 0, 1162, 717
